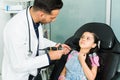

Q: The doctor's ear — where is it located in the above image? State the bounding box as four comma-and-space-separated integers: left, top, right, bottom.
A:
37, 11, 45, 17
41, 15, 45, 18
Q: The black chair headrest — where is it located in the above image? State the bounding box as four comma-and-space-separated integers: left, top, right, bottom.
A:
65, 22, 120, 53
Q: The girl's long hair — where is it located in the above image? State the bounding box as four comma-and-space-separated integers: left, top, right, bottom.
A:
84, 31, 100, 69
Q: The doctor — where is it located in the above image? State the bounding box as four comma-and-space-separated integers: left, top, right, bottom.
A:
2, 0, 71, 80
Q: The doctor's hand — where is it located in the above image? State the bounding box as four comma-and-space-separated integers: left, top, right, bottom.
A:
61, 44, 71, 54
48, 50, 66, 60
55, 43, 71, 55
48, 43, 71, 60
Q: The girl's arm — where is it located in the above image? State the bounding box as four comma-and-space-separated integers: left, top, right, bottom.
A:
79, 53, 98, 80
58, 67, 66, 80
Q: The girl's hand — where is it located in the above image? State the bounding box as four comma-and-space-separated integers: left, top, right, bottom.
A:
58, 75, 65, 80
78, 53, 86, 61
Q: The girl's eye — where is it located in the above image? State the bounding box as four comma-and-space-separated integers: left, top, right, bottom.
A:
80, 36, 85, 40
87, 37, 90, 40
81, 36, 83, 38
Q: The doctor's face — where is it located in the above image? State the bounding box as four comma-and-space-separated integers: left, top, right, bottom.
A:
40, 9, 60, 24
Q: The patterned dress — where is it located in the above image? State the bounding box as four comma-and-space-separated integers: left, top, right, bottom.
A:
65, 50, 87, 80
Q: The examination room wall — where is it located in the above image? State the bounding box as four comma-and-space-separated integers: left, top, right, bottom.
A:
50, 0, 120, 43
111, 0, 120, 41
50, 0, 106, 43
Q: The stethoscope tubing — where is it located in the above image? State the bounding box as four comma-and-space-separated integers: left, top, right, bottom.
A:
26, 7, 33, 54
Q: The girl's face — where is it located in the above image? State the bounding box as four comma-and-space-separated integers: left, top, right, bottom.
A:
79, 32, 96, 49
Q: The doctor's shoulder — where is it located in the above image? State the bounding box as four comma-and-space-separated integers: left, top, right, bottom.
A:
5, 10, 27, 27
5, 10, 26, 30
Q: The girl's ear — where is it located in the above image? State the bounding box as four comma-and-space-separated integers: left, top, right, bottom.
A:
92, 43, 97, 48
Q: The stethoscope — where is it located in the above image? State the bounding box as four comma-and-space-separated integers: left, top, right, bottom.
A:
26, 7, 33, 55
26, 7, 62, 56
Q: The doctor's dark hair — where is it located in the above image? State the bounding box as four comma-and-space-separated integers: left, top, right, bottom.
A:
33, 0, 63, 14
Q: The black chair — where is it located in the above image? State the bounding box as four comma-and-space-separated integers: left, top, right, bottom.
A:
50, 22, 120, 80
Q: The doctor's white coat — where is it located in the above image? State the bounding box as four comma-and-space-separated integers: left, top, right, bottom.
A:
2, 8, 56, 80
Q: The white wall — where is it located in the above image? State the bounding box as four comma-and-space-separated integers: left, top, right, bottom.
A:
0, 11, 10, 80
0, 1, 11, 79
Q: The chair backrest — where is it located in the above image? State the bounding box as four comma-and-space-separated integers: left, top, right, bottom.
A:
65, 22, 120, 80
50, 22, 120, 80
65, 22, 120, 53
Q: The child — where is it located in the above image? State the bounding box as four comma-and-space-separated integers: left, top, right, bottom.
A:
58, 31, 100, 80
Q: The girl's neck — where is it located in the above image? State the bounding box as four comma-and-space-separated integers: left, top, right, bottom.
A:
79, 48, 90, 55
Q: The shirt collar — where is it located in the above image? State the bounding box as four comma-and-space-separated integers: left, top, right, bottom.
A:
33, 21, 40, 30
